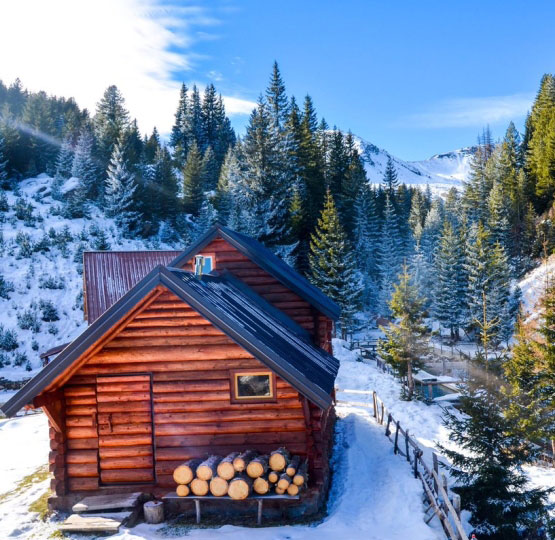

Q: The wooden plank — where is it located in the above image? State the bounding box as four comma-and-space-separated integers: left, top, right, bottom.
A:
59, 514, 121, 533
72, 492, 143, 513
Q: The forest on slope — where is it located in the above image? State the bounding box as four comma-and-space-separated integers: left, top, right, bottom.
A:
0, 65, 554, 538
1, 66, 555, 342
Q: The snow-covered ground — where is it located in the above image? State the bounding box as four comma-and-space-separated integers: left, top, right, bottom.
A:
0, 174, 173, 384
0, 339, 553, 539
354, 136, 474, 197
519, 254, 555, 325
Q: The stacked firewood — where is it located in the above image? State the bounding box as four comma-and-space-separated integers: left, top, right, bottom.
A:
172, 448, 308, 500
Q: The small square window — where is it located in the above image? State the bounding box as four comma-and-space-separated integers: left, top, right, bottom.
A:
231, 371, 275, 402
202, 256, 213, 273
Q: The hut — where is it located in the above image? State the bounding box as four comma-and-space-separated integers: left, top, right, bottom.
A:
1, 225, 340, 515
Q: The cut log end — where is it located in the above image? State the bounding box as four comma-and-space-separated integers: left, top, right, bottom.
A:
269, 447, 290, 472
190, 478, 209, 496
196, 455, 222, 481
233, 450, 257, 472
173, 458, 202, 485
209, 476, 228, 497
287, 483, 299, 496
268, 471, 279, 484
217, 452, 239, 480
176, 484, 190, 497
228, 475, 252, 500
246, 455, 268, 479
277, 472, 291, 490
253, 477, 270, 495
286, 455, 301, 477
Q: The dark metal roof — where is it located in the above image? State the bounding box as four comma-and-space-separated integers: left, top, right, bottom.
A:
169, 224, 341, 321
84, 250, 181, 323
1, 267, 338, 417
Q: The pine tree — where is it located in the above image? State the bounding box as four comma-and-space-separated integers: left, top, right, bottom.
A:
193, 199, 219, 239
170, 82, 190, 169
465, 223, 518, 346
439, 356, 553, 539
188, 85, 204, 150
433, 221, 468, 339
182, 141, 205, 216
70, 128, 98, 207
201, 146, 219, 191
241, 98, 293, 250
150, 146, 178, 223
105, 142, 140, 237
55, 136, 74, 179
265, 61, 289, 130
309, 191, 362, 338
214, 147, 241, 224
382, 157, 399, 195
378, 194, 402, 315
353, 184, 380, 308
378, 265, 429, 399
526, 74, 555, 210
93, 85, 130, 169
487, 179, 513, 260
0, 135, 8, 188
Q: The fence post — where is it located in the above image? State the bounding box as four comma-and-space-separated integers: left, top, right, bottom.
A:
413, 448, 419, 478
372, 391, 377, 419
380, 402, 384, 425
432, 453, 439, 494
405, 430, 410, 462
385, 413, 392, 437
394, 421, 400, 454
453, 493, 461, 519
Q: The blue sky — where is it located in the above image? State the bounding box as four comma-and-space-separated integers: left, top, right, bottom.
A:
1, 1, 553, 160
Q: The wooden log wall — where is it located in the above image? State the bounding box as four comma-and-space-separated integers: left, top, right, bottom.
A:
58, 289, 334, 492
186, 237, 333, 352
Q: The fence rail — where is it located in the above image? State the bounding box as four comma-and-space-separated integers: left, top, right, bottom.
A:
336, 388, 468, 540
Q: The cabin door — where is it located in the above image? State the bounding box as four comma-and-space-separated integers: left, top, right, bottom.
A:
96, 374, 155, 484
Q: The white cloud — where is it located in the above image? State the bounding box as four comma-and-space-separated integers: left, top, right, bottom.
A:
405, 93, 534, 128
0, 0, 255, 135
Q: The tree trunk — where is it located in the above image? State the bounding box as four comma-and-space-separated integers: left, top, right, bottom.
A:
173, 458, 202, 485
286, 455, 300, 477
144, 501, 164, 524
209, 476, 228, 497
233, 450, 257, 472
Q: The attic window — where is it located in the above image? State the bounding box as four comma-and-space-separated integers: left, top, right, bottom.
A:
231, 371, 276, 403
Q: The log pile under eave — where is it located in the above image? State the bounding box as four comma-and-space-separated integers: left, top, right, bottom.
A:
172, 447, 307, 500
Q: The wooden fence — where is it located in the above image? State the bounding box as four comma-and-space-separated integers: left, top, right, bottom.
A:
337, 388, 469, 540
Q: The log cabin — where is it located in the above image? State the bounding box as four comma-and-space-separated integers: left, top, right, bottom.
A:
1, 224, 340, 515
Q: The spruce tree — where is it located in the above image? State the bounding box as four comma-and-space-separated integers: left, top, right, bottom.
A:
439, 357, 553, 539
93, 85, 130, 169
182, 141, 205, 216
241, 98, 293, 250
170, 82, 190, 168
378, 193, 402, 315
309, 191, 362, 338
487, 179, 513, 261
265, 62, 289, 131
105, 142, 140, 237
71, 128, 98, 206
378, 265, 429, 399
433, 221, 468, 339
201, 146, 219, 191
353, 184, 380, 308
55, 136, 74, 179
382, 156, 399, 195
0, 135, 8, 188
214, 147, 241, 224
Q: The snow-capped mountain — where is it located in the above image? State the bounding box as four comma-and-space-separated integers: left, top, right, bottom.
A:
355, 136, 476, 197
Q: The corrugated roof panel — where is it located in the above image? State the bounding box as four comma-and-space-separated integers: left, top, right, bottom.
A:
84, 251, 181, 323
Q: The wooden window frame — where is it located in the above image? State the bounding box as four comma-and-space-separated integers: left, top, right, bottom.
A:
190, 252, 216, 273
230, 370, 277, 404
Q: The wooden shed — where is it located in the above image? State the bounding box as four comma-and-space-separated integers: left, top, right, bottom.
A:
1, 225, 340, 513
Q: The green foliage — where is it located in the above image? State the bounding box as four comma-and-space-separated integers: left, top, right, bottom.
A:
439, 355, 553, 539
378, 265, 429, 399
309, 191, 362, 337
39, 300, 59, 322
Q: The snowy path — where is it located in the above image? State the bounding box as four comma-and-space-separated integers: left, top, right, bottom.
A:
0, 407, 440, 540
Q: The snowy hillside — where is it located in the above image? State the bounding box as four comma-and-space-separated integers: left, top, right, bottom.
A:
0, 175, 173, 383
519, 254, 555, 325
356, 136, 475, 197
